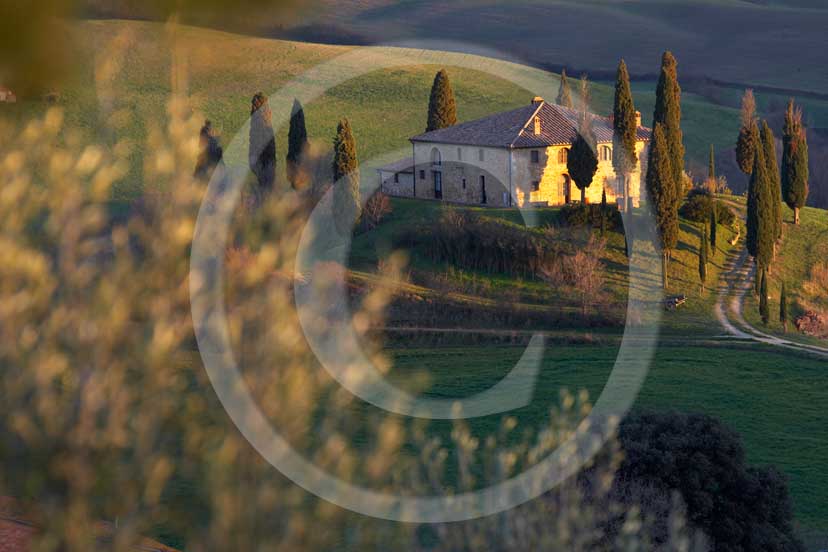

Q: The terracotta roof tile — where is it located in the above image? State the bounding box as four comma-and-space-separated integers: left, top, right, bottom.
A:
411, 100, 650, 148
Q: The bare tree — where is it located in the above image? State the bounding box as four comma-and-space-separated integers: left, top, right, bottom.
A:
565, 235, 607, 316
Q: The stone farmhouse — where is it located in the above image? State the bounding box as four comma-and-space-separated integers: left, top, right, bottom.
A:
378, 97, 651, 208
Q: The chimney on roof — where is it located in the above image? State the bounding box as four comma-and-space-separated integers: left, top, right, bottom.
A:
635, 111, 641, 127
533, 116, 541, 135
531, 96, 544, 105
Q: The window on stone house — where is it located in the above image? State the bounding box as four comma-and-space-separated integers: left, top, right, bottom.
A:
462, 177, 466, 189
394, 173, 399, 184
457, 147, 462, 160
601, 145, 612, 161
531, 180, 540, 192
531, 150, 539, 163
558, 148, 569, 164
478, 149, 485, 162
419, 170, 425, 180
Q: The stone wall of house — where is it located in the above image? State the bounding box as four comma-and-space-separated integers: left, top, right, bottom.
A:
412, 143, 512, 207
379, 170, 415, 197
513, 141, 648, 208
405, 139, 649, 208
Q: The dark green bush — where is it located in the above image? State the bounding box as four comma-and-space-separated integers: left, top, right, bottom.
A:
679, 189, 735, 225
560, 202, 622, 230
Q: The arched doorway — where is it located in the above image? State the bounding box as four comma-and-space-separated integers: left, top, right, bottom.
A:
562, 174, 572, 204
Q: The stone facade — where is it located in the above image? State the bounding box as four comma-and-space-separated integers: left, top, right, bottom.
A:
401, 140, 647, 208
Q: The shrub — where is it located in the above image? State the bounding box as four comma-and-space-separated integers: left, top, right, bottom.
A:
559, 202, 622, 230
680, 188, 735, 225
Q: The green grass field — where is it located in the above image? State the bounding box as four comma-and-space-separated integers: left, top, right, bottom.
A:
384, 342, 828, 535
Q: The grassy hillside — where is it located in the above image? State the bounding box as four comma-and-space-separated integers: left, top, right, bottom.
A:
0, 18, 767, 200
742, 204, 828, 342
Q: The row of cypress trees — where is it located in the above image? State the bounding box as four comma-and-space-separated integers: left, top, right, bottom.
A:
195, 92, 363, 233
736, 89, 809, 326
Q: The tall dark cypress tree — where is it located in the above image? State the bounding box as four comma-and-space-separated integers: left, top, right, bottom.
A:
652, 51, 685, 204
698, 225, 708, 293
760, 120, 782, 244
600, 187, 607, 236
568, 113, 598, 204
426, 69, 457, 132
781, 99, 809, 225
332, 118, 361, 235
249, 92, 276, 199
708, 144, 716, 181
736, 89, 757, 175
759, 269, 769, 325
556, 69, 574, 109
286, 98, 309, 190
646, 123, 678, 289
612, 59, 638, 212
780, 281, 788, 332
710, 202, 718, 250
746, 128, 775, 272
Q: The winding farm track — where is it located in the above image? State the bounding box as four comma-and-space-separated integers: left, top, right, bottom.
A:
713, 200, 828, 359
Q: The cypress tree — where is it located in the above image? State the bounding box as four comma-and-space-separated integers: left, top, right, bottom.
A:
568, 113, 599, 204
760, 120, 783, 244
286, 98, 309, 190
698, 224, 708, 293
780, 281, 788, 332
781, 99, 809, 225
600, 187, 607, 236
759, 269, 769, 325
249, 92, 276, 199
332, 118, 361, 235
746, 131, 775, 272
556, 69, 574, 109
736, 89, 757, 175
652, 51, 685, 203
578, 73, 591, 113
612, 59, 638, 212
710, 201, 718, 251
708, 144, 716, 181
426, 69, 457, 132
194, 120, 223, 180
645, 123, 678, 289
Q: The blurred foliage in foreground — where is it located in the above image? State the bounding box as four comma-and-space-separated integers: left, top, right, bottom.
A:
0, 101, 702, 550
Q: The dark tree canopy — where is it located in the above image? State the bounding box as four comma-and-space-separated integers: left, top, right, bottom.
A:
736, 89, 758, 175
612, 60, 638, 180
286, 98, 309, 190
567, 113, 599, 204
645, 123, 678, 288
426, 69, 457, 132
760, 120, 783, 243
615, 411, 804, 552
556, 68, 574, 109
332, 118, 361, 235
781, 99, 809, 225
249, 92, 276, 197
652, 51, 685, 202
